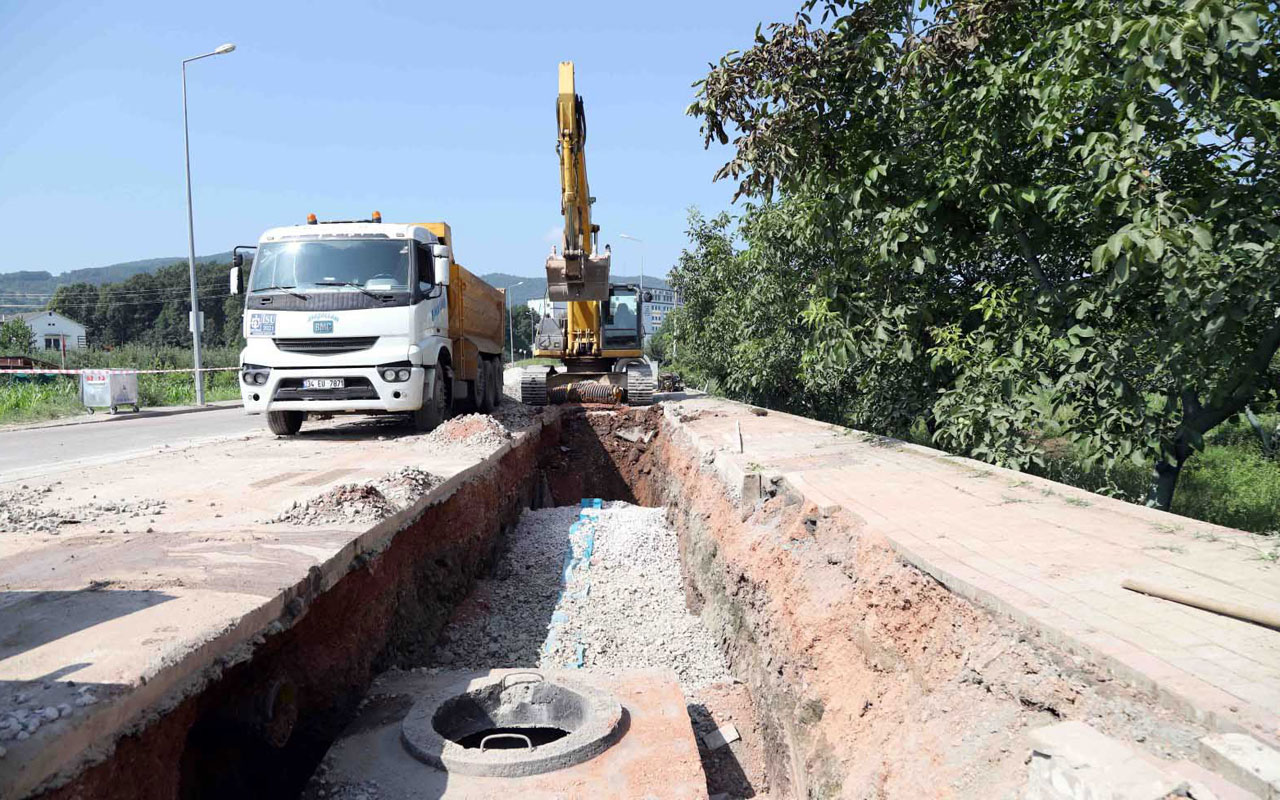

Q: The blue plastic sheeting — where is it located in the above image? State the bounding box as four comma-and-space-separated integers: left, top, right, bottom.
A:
540, 499, 603, 667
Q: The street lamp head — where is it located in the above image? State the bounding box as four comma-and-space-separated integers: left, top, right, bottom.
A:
214, 43, 236, 54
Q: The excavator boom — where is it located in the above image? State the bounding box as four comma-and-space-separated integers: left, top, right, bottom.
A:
544, 61, 611, 302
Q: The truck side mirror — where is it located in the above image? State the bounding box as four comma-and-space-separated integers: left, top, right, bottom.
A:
229, 266, 242, 295
644, 291, 653, 303
431, 244, 452, 285
232, 252, 244, 268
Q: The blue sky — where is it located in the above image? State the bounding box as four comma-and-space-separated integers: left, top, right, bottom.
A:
0, 0, 797, 279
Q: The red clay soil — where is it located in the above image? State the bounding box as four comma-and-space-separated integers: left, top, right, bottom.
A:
561, 406, 1208, 799
35, 423, 559, 800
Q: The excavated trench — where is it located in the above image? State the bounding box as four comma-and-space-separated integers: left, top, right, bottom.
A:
37, 403, 1211, 800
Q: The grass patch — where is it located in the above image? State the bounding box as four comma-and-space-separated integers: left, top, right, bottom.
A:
0, 345, 241, 425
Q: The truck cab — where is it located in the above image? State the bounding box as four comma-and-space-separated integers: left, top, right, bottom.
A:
233, 216, 504, 435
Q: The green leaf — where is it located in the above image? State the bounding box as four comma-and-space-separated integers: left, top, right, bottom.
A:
1117, 173, 1133, 198
1146, 235, 1164, 259
1191, 225, 1213, 249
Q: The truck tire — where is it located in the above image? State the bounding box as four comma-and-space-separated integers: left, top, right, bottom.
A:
268, 410, 304, 436
477, 358, 496, 414
413, 367, 448, 432
491, 359, 504, 408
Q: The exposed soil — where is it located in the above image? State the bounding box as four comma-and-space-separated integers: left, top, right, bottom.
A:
35, 417, 559, 800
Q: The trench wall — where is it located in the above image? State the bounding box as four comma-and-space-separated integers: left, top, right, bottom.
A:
36, 421, 563, 800
551, 404, 1209, 799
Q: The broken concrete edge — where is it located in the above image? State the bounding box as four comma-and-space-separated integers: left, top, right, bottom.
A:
0, 399, 244, 433
1027, 721, 1262, 800
1200, 733, 1280, 799
10, 410, 560, 800
659, 397, 1279, 760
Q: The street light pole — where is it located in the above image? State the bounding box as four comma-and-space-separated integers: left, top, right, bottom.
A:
182, 42, 235, 406
618, 233, 645, 340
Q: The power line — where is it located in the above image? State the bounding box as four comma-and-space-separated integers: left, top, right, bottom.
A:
2, 292, 236, 310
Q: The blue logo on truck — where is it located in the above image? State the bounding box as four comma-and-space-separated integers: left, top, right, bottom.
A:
313, 320, 334, 334
248, 313, 276, 336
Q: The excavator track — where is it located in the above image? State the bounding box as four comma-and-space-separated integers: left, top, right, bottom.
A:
520, 368, 549, 406
625, 363, 655, 406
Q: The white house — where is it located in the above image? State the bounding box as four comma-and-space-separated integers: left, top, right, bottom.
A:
1, 310, 87, 352
642, 286, 682, 338
527, 297, 567, 319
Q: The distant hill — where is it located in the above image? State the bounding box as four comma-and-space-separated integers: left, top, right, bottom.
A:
0, 254, 667, 316
481, 273, 671, 308
0, 252, 232, 314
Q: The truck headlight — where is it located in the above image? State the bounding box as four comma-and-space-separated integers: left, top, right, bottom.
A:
242, 364, 270, 385
378, 362, 413, 383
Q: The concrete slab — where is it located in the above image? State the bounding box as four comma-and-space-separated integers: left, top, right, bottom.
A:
308, 668, 706, 799
1200, 733, 1280, 799
0, 411, 548, 798
663, 397, 1280, 750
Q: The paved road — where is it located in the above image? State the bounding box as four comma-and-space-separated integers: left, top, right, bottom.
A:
0, 407, 263, 483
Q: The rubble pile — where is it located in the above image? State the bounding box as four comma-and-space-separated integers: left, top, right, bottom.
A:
0, 484, 167, 536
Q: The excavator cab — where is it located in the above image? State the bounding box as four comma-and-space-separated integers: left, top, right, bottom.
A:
602, 286, 643, 351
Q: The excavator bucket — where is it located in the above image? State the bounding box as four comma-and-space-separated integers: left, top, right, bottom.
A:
545, 250, 611, 302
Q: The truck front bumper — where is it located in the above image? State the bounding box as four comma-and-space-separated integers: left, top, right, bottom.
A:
240, 366, 426, 415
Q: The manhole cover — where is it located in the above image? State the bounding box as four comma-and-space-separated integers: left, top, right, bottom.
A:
401, 670, 625, 777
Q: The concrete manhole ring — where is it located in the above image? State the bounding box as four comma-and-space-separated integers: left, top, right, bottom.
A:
400, 670, 625, 777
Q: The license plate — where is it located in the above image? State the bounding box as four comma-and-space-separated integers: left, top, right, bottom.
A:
303, 378, 345, 390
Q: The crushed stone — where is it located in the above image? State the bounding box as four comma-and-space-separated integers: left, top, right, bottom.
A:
418, 414, 512, 453
269, 467, 444, 526
429, 501, 732, 692
0, 483, 167, 536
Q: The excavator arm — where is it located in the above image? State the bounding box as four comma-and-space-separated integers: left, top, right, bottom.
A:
545, 61, 611, 302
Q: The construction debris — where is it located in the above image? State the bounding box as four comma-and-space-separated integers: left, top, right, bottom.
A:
270, 467, 444, 526
702, 723, 741, 751
0, 483, 167, 536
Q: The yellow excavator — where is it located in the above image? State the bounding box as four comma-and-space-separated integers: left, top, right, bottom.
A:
519, 62, 653, 406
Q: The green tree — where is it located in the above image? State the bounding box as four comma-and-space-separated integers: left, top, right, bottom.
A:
689, 0, 1280, 509
510, 305, 537, 360
0, 317, 35, 355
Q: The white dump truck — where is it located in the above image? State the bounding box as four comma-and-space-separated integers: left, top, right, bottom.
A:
231, 215, 506, 435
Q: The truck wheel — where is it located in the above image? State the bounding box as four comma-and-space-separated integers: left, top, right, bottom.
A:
413, 367, 447, 432
477, 358, 496, 414
490, 360, 504, 408
268, 410, 304, 436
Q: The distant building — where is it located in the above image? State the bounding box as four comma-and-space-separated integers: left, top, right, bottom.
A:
0, 310, 87, 352
643, 286, 682, 339
527, 298, 567, 320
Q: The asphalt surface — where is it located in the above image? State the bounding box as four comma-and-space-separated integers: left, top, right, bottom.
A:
0, 406, 264, 483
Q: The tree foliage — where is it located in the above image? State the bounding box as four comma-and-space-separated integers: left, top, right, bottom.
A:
46, 261, 244, 350
684, 0, 1280, 508
0, 317, 35, 355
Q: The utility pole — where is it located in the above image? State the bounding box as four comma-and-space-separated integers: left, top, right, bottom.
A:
618, 233, 646, 343
182, 42, 236, 405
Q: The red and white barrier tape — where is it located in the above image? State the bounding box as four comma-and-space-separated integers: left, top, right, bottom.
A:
0, 367, 240, 376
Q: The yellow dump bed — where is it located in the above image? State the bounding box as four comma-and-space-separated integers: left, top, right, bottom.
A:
419, 222, 504, 382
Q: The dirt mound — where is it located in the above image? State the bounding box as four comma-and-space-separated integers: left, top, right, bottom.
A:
420, 414, 512, 452
272, 484, 399, 526
270, 466, 446, 527
375, 467, 444, 508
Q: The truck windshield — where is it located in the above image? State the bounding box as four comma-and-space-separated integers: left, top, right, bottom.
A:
249, 239, 411, 293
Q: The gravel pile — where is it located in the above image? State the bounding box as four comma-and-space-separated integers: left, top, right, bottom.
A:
419, 414, 511, 454
270, 466, 444, 526
374, 467, 443, 508
0, 484, 167, 535
430, 501, 731, 692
